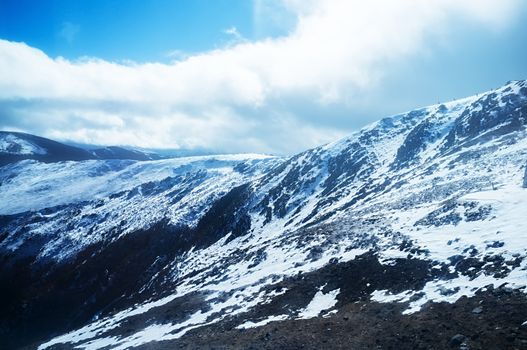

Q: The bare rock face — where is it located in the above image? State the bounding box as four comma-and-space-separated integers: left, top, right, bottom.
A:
523, 165, 527, 188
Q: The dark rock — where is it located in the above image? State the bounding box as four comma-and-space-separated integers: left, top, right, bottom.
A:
486, 241, 504, 249
328, 257, 339, 265
523, 165, 527, 188
392, 118, 435, 169
450, 334, 466, 347
505, 332, 517, 342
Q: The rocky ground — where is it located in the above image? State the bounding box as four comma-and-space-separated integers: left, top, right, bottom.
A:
142, 289, 527, 350
19, 254, 527, 350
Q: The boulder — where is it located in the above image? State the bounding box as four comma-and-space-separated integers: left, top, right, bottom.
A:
450, 334, 466, 347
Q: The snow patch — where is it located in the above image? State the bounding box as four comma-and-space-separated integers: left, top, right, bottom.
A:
237, 314, 289, 329
298, 288, 340, 319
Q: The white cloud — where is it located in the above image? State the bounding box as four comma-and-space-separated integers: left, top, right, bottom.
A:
0, 0, 522, 154
224, 26, 246, 44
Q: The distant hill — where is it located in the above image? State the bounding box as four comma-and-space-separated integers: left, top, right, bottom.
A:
0, 131, 163, 165
89, 146, 160, 161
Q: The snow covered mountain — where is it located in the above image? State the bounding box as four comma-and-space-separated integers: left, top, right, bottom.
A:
0, 132, 163, 166
0, 131, 95, 165
1, 80, 526, 349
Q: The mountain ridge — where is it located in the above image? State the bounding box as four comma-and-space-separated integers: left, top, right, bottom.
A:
0, 131, 177, 165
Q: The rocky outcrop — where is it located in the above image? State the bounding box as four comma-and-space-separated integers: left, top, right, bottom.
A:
523, 165, 527, 188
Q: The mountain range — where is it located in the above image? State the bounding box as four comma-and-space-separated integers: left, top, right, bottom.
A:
1, 80, 526, 349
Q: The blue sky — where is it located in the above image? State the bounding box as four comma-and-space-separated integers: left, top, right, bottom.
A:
0, 0, 526, 154
0, 0, 289, 61
0, 0, 250, 60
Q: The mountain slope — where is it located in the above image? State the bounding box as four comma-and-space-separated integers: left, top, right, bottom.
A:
1, 80, 526, 349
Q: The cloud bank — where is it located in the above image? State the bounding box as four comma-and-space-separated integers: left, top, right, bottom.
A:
0, 0, 522, 154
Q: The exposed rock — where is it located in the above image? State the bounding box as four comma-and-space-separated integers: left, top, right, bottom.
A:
472, 307, 483, 314
162, 290, 527, 350
450, 334, 467, 347
459, 342, 470, 350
